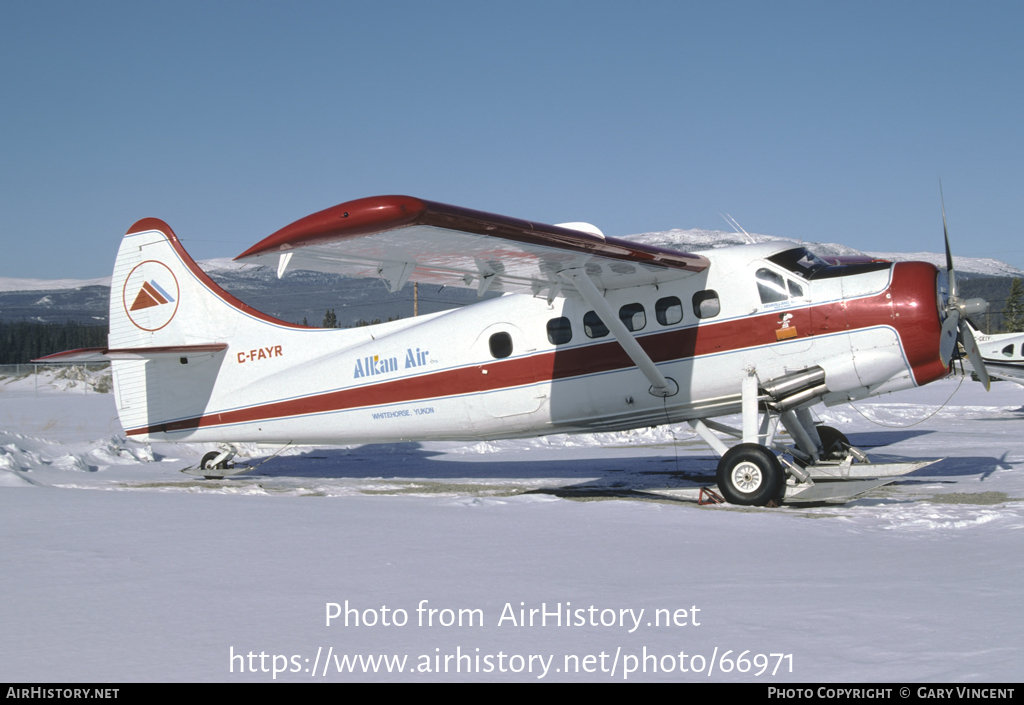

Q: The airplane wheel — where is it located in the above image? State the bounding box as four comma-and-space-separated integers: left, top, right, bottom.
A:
716, 444, 785, 506
817, 426, 850, 461
201, 451, 226, 480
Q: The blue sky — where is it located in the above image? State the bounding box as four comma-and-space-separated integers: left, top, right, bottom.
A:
2, 1, 1022, 279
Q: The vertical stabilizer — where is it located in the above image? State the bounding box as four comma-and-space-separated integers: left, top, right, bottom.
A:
108, 218, 308, 437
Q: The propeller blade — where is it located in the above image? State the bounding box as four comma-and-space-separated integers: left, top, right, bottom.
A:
959, 318, 991, 391
941, 182, 957, 298
936, 186, 990, 389
940, 309, 961, 365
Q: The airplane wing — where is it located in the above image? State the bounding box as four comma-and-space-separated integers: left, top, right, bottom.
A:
235, 195, 709, 298
965, 360, 1024, 387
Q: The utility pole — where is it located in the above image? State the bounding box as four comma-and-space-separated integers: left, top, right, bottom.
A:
414, 281, 418, 317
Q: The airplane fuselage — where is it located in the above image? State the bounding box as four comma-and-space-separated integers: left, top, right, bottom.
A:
116, 241, 946, 446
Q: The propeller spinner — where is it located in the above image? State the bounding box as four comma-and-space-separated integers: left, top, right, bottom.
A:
938, 193, 990, 390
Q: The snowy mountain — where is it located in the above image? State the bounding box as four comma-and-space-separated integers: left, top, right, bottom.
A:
623, 228, 1024, 278
0, 275, 113, 293
1, 231, 1020, 325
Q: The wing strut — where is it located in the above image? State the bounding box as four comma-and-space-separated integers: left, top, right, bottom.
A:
559, 268, 678, 397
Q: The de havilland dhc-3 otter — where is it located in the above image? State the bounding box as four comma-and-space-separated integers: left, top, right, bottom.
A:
38, 194, 993, 506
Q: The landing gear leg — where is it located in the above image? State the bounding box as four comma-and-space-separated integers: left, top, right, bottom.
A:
780, 409, 820, 463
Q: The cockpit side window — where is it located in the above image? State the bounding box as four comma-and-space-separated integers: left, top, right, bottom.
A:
1002, 344, 1014, 358
756, 268, 788, 304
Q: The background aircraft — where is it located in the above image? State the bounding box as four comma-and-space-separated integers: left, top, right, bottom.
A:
963, 320, 1024, 386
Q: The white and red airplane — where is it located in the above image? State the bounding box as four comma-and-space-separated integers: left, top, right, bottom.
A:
38, 195, 992, 505
963, 319, 1024, 386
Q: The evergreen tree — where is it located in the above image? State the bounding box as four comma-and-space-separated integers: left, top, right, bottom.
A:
322, 309, 338, 328
1004, 278, 1024, 332
0, 321, 107, 364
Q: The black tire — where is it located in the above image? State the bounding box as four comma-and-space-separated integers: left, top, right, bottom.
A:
816, 425, 850, 461
716, 444, 785, 506
201, 451, 226, 470
201, 451, 226, 480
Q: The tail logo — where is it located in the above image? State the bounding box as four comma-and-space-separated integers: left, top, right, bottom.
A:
123, 261, 180, 331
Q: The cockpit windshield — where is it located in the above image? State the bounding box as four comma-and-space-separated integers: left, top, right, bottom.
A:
769, 247, 891, 280
768, 248, 831, 279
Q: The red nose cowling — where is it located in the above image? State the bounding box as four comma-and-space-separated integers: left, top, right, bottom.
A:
887, 262, 946, 386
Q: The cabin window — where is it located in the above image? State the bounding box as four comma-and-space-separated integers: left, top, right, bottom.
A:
619, 303, 646, 332
546, 317, 572, 345
756, 268, 788, 304
489, 332, 513, 359
583, 311, 609, 338
1002, 344, 1014, 358
693, 290, 720, 319
788, 279, 805, 298
656, 296, 683, 326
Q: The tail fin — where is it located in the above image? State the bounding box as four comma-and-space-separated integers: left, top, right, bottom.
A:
110, 218, 305, 348
109, 219, 307, 436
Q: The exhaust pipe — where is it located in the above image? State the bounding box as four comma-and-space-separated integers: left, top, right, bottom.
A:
761, 367, 825, 399
773, 383, 829, 411
762, 367, 828, 412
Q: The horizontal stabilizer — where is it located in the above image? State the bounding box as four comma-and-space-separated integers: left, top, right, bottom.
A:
33, 343, 228, 363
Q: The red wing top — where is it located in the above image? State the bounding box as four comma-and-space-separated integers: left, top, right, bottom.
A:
235, 196, 710, 296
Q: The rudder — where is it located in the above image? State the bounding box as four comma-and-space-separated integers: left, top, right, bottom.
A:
108, 218, 306, 438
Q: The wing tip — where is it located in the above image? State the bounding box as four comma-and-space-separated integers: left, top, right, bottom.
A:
236, 195, 428, 261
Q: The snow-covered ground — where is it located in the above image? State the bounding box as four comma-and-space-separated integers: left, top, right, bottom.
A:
1, 369, 1022, 682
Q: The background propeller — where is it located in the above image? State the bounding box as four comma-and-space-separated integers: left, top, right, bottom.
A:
938, 189, 990, 390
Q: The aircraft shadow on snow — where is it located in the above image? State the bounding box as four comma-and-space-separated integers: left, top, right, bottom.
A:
236, 432, 1016, 496
843, 430, 1016, 481
241, 442, 724, 501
